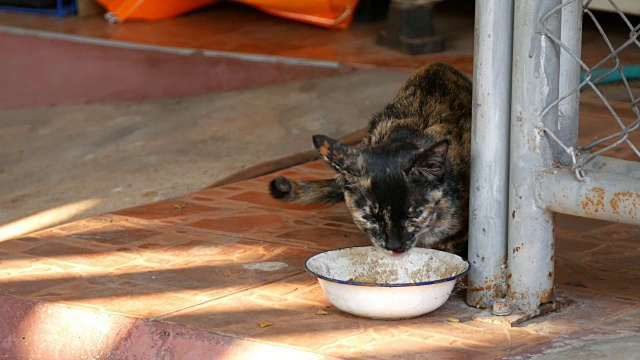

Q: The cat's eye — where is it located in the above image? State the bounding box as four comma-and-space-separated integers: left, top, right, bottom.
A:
407, 209, 424, 219
362, 213, 378, 222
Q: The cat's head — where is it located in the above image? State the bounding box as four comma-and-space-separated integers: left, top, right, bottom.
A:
312, 134, 449, 255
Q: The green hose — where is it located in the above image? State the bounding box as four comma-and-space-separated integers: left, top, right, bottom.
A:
581, 64, 640, 85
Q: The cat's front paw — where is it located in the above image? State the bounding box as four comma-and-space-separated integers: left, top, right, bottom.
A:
269, 176, 293, 200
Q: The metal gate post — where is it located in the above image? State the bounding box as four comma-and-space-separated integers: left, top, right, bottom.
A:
508, 0, 561, 311
467, 0, 514, 308
557, 0, 583, 165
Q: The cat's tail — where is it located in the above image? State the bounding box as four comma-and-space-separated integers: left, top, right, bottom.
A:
269, 177, 343, 204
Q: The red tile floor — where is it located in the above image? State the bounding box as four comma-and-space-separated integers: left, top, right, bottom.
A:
1, 152, 639, 359
1, 2, 640, 359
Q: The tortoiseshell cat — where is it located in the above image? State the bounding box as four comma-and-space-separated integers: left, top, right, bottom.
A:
269, 63, 471, 256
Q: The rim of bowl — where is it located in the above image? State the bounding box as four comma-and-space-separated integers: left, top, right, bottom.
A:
304, 246, 470, 287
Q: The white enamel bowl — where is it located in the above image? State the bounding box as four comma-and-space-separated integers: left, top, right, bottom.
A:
305, 246, 469, 320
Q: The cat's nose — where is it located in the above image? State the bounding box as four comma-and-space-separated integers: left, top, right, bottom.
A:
386, 237, 403, 251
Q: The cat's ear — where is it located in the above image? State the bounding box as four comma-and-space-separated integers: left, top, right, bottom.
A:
312, 135, 362, 176
409, 140, 449, 179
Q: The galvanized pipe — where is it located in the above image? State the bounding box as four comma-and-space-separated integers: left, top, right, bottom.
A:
582, 155, 640, 178
466, 0, 514, 308
538, 161, 640, 225
508, 0, 561, 311
557, 0, 583, 165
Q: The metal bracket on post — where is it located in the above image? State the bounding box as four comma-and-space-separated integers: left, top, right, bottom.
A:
472, 296, 576, 327
377, 0, 444, 55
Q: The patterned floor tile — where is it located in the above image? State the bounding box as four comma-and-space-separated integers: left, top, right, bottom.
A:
160, 272, 639, 359
0, 122, 638, 359
160, 274, 500, 359
510, 299, 640, 358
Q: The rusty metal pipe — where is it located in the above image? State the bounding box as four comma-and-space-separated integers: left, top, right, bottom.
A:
538, 160, 640, 225
507, 0, 561, 312
466, 0, 514, 308
581, 155, 640, 178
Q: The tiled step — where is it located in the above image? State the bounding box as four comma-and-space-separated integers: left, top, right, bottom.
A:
1, 161, 639, 359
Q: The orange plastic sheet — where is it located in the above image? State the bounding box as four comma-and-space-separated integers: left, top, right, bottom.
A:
97, 0, 359, 29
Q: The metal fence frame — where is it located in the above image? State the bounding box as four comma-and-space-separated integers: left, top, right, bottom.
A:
468, 0, 640, 312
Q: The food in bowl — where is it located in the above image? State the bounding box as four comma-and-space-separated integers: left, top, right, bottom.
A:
305, 246, 469, 319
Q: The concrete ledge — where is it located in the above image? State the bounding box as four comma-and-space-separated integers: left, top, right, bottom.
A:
0, 294, 335, 360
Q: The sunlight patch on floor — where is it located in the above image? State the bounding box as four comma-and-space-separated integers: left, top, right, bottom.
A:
17, 304, 130, 359
0, 198, 102, 241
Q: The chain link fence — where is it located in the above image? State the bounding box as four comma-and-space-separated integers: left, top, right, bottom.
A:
540, 0, 640, 180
